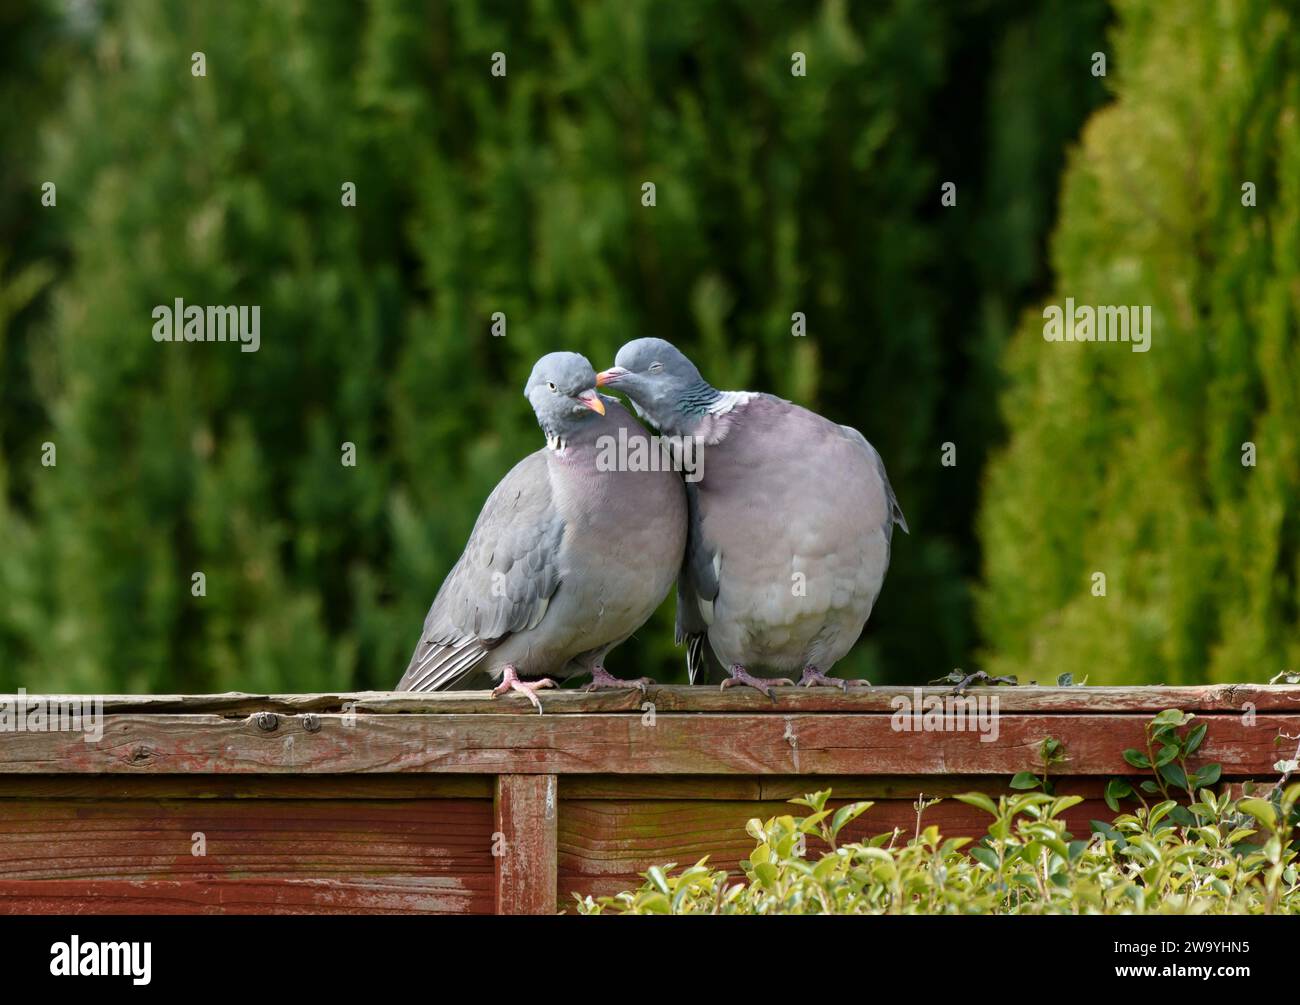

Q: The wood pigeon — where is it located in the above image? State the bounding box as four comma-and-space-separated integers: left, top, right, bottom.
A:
597, 338, 906, 696
396, 351, 687, 710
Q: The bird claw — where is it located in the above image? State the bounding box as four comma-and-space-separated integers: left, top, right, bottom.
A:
946, 670, 1017, 695
583, 666, 652, 694
720, 666, 793, 701
491, 667, 557, 714
798, 666, 870, 690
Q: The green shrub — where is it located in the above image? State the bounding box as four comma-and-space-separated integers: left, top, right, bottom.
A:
977, 0, 1300, 686
576, 780, 1300, 915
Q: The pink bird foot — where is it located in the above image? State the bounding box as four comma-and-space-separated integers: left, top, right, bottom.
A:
583, 665, 654, 693
491, 664, 557, 714
720, 664, 793, 700
798, 665, 871, 690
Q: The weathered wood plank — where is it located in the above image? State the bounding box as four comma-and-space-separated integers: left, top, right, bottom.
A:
1, 712, 1293, 776
0, 798, 492, 881
494, 774, 557, 915
0, 877, 491, 915
559, 775, 1112, 800
0, 773, 1103, 802
0, 797, 495, 914
10, 684, 1296, 715
345, 684, 1300, 715
0, 775, 492, 800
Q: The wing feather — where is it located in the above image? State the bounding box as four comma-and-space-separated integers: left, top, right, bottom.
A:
397, 451, 565, 692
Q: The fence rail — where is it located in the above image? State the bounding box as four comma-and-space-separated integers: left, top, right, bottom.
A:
1, 685, 1295, 914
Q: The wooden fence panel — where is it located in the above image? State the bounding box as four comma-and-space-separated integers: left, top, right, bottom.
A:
0, 686, 1295, 914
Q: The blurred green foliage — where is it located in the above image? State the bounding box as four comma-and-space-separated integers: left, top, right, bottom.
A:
0, 0, 1130, 692
979, 0, 1300, 684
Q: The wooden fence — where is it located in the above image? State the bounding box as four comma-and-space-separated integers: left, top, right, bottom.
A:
0, 685, 1296, 914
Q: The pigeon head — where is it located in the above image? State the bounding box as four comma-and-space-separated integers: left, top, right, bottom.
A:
596, 338, 718, 433
524, 351, 606, 441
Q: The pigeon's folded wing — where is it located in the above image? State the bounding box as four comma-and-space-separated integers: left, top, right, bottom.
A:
398, 452, 565, 692
839, 423, 909, 538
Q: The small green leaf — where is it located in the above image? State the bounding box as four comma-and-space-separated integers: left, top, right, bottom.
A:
1159, 761, 1188, 790
1239, 798, 1277, 830
1051, 794, 1085, 815
1193, 763, 1221, 788
796, 809, 832, 834
753, 862, 780, 887
1123, 749, 1152, 769
1010, 771, 1041, 790
646, 865, 670, 895
1148, 800, 1177, 828
955, 792, 999, 817
1105, 778, 1133, 813
830, 801, 873, 838
640, 892, 671, 914
1154, 744, 1179, 767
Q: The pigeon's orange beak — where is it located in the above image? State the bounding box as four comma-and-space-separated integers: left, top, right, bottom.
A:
577, 388, 606, 415
596, 366, 629, 387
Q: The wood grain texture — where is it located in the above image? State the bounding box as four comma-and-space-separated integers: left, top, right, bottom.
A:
0, 798, 494, 914
0, 775, 492, 800
494, 774, 557, 915
560, 774, 1110, 800
0, 877, 491, 914
10, 684, 1296, 715
0, 773, 1083, 801
2, 711, 1294, 775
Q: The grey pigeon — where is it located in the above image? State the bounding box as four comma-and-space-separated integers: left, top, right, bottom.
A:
396, 351, 686, 710
597, 338, 907, 696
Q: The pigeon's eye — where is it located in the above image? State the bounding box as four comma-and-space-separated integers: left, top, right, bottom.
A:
648, 361, 663, 374
546, 381, 558, 392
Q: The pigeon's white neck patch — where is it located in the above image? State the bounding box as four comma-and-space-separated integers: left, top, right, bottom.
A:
706, 391, 756, 416
546, 434, 567, 455
693, 391, 757, 446
633, 389, 755, 439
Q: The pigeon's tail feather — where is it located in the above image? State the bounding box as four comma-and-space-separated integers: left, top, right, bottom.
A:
893, 498, 909, 535
685, 633, 708, 685
398, 636, 490, 692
